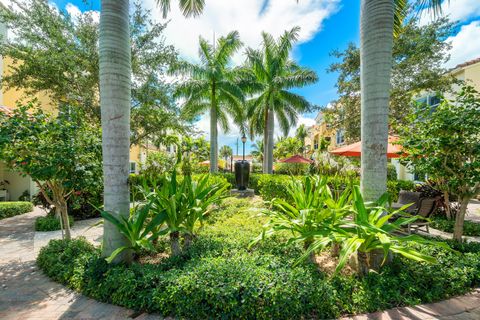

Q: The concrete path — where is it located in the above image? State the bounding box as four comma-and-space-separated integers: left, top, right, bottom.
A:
1, 207, 480, 320
466, 199, 480, 223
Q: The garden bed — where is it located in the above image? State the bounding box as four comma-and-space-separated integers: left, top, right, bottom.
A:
0, 201, 33, 220
37, 197, 480, 319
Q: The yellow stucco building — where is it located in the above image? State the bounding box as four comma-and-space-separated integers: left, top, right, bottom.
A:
306, 111, 344, 156
392, 57, 480, 181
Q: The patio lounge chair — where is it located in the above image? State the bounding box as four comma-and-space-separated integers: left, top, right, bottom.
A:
391, 191, 421, 213
406, 197, 439, 234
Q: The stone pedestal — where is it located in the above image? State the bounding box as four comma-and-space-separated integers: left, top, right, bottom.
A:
230, 188, 255, 198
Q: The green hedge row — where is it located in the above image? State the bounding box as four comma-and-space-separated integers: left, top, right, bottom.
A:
35, 215, 75, 232
0, 201, 33, 220
129, 172, 415, 202
431, 216, 480, 236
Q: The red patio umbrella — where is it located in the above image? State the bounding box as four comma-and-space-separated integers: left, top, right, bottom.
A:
330, 136, 404, 158
279, 154, 314, 164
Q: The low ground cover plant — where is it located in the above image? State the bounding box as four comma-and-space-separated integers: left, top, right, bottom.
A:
38, 196, 480, 319
0, 201, 33, 219
35, 215, 74, 231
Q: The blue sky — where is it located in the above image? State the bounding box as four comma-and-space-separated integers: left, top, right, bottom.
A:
52, 0, 480, 154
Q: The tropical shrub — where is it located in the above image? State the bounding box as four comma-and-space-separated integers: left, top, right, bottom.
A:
255, 177, 446, 276
387, 163, 398, 181
137, 171, 229, 257
387, 179, 415, 201
140, 151, 177, 177
103, 170, 230, 262
35, 215, 74, 231
257, 174, 293, 202
275, 162, 309, 175
101, 202, 166, 262
0, 201, 34, 219
324, 187, 446, 275
252, 176, 351, 261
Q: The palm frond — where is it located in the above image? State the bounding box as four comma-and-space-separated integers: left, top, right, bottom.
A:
156, 0, 205, 18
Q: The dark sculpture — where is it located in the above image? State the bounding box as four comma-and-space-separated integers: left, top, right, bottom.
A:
234, 160, 250, 190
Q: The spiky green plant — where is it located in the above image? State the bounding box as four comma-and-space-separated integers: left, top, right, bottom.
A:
143, 171, 229, 256
302, 186, 450, 275
252, 176, 351, 261
101, 202, 166, 263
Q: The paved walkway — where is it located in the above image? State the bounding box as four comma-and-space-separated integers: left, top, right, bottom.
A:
1, 207, 480, 320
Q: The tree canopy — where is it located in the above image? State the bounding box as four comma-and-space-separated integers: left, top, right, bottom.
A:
0, 0, 183, 146
0, 104, 102, 239
327, 13, 456, 141
398, 85, 480, 240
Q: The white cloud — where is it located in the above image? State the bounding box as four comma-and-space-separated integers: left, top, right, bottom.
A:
142, 0, 339, 63
419, 0, 480, 25
65, 2, 81, 19
65, 3, 99, 24
445, 20, 480, 68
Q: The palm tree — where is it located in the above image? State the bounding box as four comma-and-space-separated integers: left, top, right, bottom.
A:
219, 145, 233, 171
99, 0, 133, 263
359, 0, 443, 201
246, 27, 317, 174
173, 31, 246, 173
100, 0, 206, 264
156, 0, 205, 18
296, 124, 308, 156
251, 139, 264, 163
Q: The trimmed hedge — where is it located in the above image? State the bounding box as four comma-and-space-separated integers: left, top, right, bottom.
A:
37, 201, 480, 319
130, 172, 416, 203
35, 215, 75, 232
0, 201, 33, 220
431, 216, 480, 236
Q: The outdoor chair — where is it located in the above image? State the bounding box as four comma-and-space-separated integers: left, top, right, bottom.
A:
406, 197, 439, 234
391, 191, 421, 213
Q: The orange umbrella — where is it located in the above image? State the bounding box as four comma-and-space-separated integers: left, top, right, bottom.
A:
279, 154, 314, 164
330, 136, 404, 158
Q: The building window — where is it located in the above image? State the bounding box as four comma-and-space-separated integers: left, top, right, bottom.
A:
416, 94, 441, 111
336, 130, 345, 145
129, 162, 137, 174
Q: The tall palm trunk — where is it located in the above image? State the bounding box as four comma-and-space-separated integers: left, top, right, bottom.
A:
210, 83, 218, 173
99, 0, 132, 263
266, 107, 274, 174
360, 0, 394, 202
262, 109, 268, 173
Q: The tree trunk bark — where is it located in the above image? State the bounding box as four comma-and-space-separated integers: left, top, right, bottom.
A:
170, 231, 181, 256
183, 233, 194, 250
331, 243, 340, 257
99, 0, 132, 264
59, 199, 71, 240
262, 109, 268, 173
265, 108, 274, 174
453, 198, 470, 241
443, 191, 451, 220
357, 251, 370, 277
359, 0, 394, 202
210, 83, 218, 173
